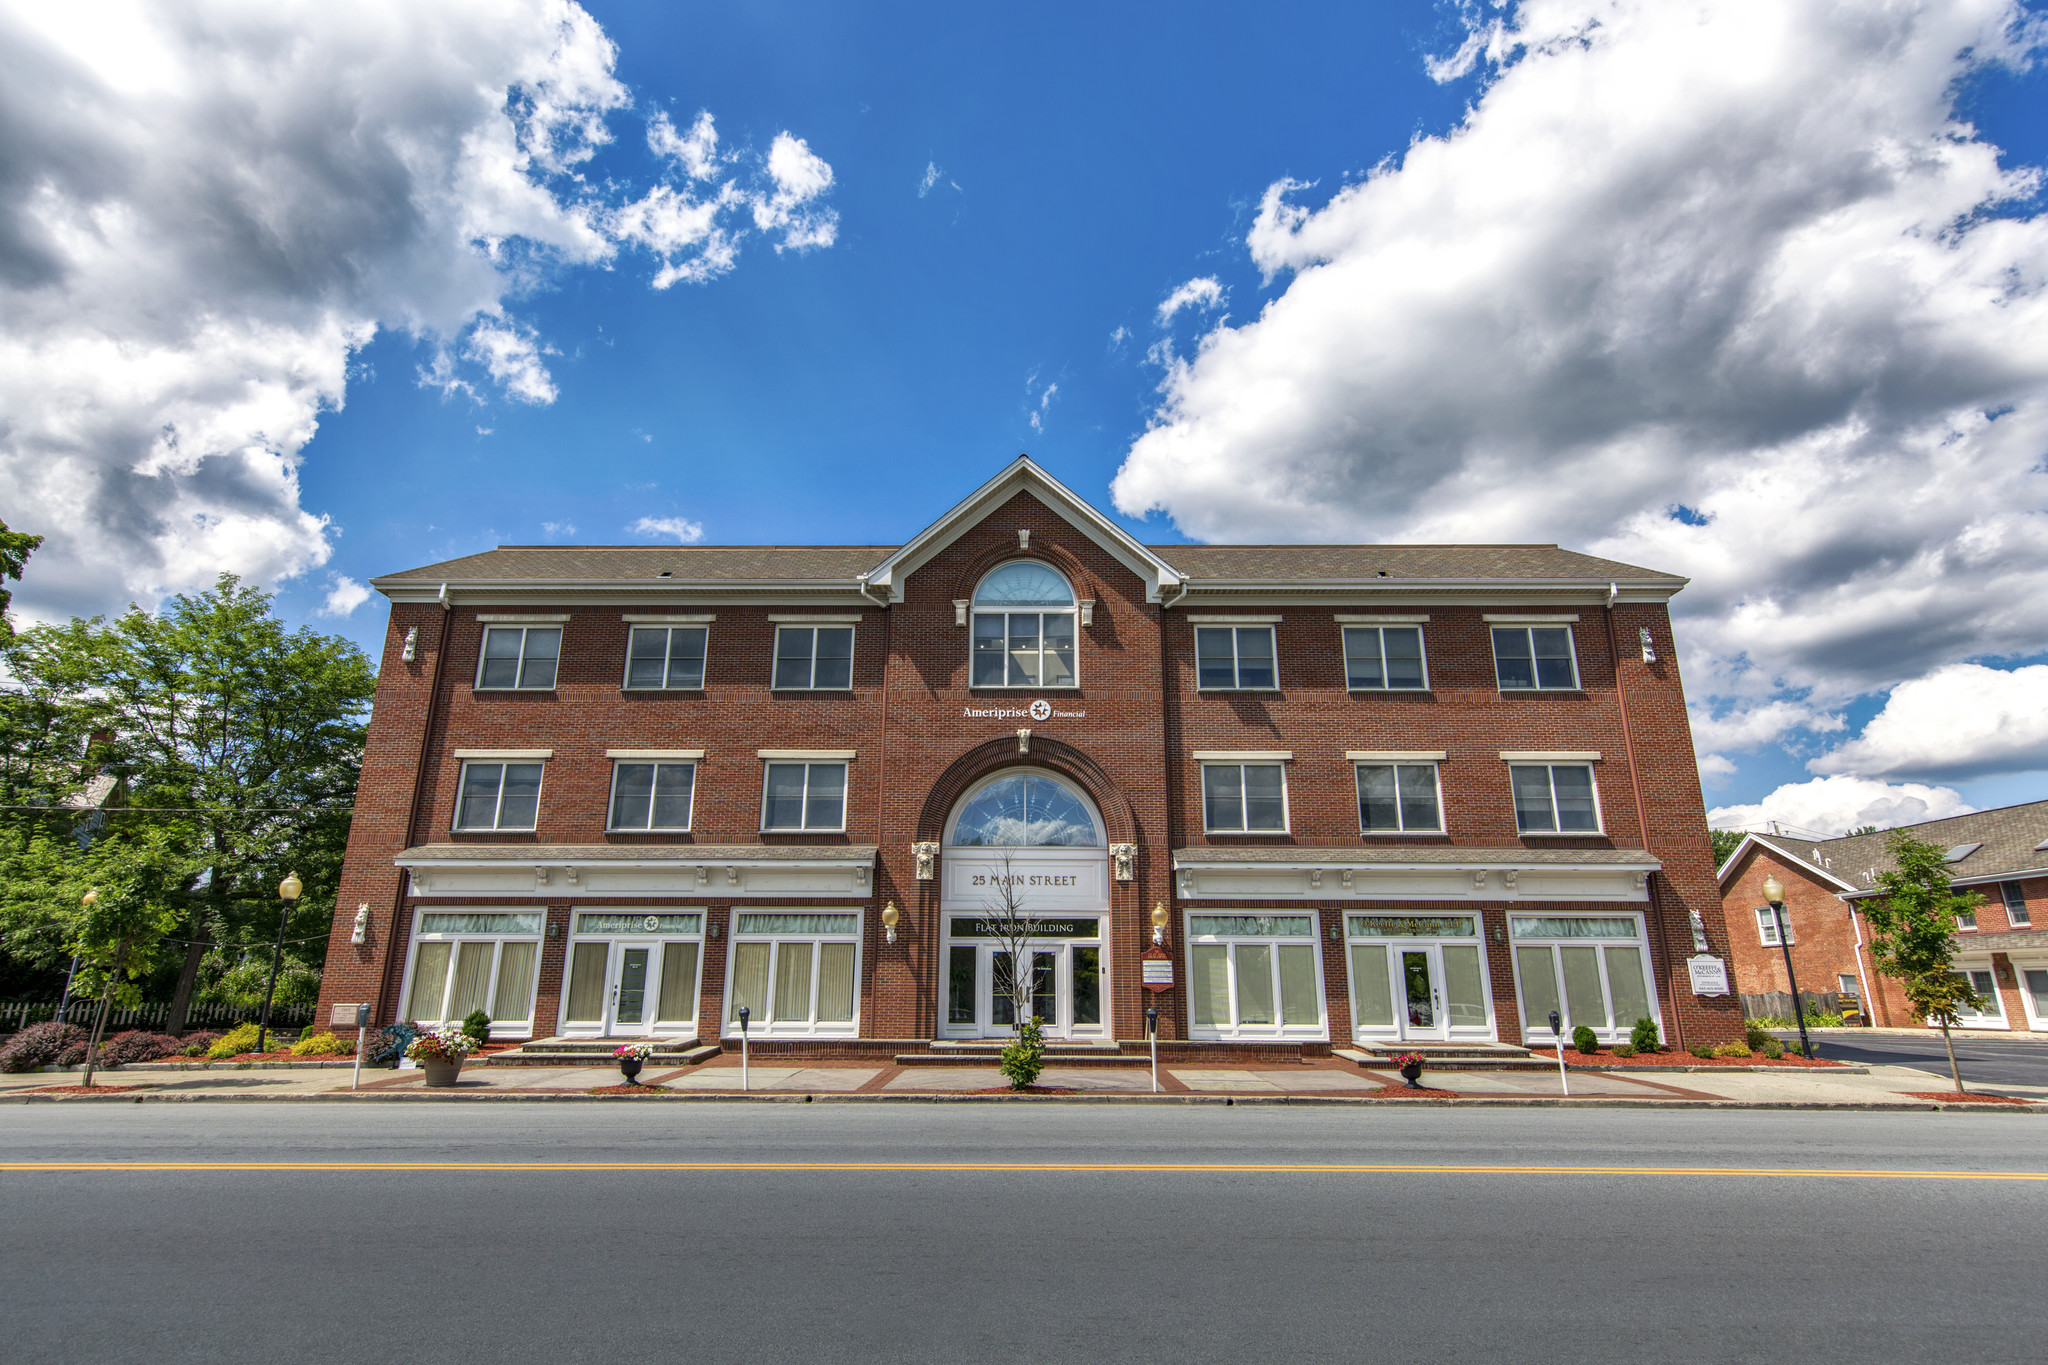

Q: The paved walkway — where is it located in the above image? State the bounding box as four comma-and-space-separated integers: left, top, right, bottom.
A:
4, 1054, 2043, 1105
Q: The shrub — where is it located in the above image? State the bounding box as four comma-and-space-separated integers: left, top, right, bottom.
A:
1744, 1021, 1771, 1051
0, 1021, 89, 1072
1760, 1038, 1785, 1060
1630, 1017, 1662, 1053
98, 1031, 184, 1066
1572, 1024, 1600, 1054
1748, 1015, 1793, 1029
1690, 1043, 1717, 1059
1714, 1042, 1753, 1058
206, 1022, 264, 1059
461, 1010, 492, 1048
56, 1041, 90, 1066
290, 1032, 353, 1058
179, 1031, 223, 1057
999, 1016, 1047, 1089
1612, 1043, 1636, 1058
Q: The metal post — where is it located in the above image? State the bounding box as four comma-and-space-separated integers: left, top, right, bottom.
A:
1146, 1006, 1159, 1095
351, 1003, 369, 1091
738, 1005, 750, 1092
256, 895, 294, 1056
53, 954, 80, 1025
1548, 1008, 1570, 1097
1771, 900, 1814, 1059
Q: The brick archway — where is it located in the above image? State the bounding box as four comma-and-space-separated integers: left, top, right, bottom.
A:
916, 735, 1138, 847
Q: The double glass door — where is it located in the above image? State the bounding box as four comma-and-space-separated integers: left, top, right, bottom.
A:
945, 941, 1103, 1039
1347, 917, 1493, 1044
563, 937, 701, 1037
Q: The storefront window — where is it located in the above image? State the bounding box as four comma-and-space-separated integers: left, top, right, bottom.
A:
726, 912, 861, 1035
1511, 916, 1654, 1041
404, 911, 543, 1036
1187, 914, 1323, 1039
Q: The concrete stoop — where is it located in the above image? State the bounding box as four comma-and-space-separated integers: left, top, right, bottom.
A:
487, 1036, 719, 1067
1338, 1042, 1554, 1072
896, 1043, 1147, 1068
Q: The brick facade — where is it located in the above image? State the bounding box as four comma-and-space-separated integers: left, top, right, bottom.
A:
315, 460, 1742, 1053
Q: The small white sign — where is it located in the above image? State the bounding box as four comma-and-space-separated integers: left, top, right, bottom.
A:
1142, 959, 1174, 985
1688, 954, 1731, 997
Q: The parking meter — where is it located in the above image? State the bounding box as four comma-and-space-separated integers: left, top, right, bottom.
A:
737, 1004, 750, 1091
1547, 1008, 1569, 1095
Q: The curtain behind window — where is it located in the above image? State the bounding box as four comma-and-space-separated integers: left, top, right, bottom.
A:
772, 942, 814, 1022
407, 942, 451, 1022
730, 943, 771, 1022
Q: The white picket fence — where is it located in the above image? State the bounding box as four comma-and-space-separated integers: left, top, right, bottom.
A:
0, 999, 315, 1034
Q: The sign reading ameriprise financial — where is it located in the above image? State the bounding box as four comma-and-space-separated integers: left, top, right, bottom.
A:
962, 699, 1086, 721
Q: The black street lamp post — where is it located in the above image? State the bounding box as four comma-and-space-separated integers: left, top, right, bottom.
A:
1762, 875, 1813, 1059
256, 872, 303, 1056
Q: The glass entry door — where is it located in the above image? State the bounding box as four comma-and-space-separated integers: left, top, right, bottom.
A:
1346, 916, 1493, 1045
562, 936, 703, 1037
1400, 949, 1445, 1041
942, 937, 1105, 1039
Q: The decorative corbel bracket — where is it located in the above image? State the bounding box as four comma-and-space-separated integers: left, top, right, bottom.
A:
1110, 843, 1136, 882
565, 866, 579, 887
1177, 867, 1194, 898
1503, 869, 1518, 890
726, 866, 740, 887
854, 865, 868, 886
1472, 870, 1488, 890
1017, 727, 1031, 754
1308, 869, 1323, 890
1340, 870, 1354, 891
535, 866, 550, 887
954, 599, 969, 627
695, 866, 709, 886
914, 842, 939, 881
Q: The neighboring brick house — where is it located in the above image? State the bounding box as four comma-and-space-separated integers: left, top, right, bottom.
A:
313, 457, 1740, 1055
1718, 800, 2048, 1033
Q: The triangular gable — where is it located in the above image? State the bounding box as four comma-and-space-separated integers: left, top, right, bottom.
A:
1716, 834, 1858, 894
863, 456, 1183, 602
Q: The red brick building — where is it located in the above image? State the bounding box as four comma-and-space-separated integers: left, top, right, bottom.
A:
1719, 802, 2048, 1033
313, 458, 1741, 1056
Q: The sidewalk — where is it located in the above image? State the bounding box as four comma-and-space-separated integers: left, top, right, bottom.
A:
3, 1054, 2042, 1107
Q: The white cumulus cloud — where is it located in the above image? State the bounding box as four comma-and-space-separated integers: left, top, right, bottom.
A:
316, 574, 372, 619
0, 1, 834, 624
1809, 663, 2048, 782
632, 515, 704, 543
1708, 775, 1975, 838
1156, 276, 1226, 325
1111, 0, 2048, 793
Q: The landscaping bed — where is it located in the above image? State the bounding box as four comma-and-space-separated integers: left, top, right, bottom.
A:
1367, 1084, 1461, 1098
1898, 1091, 2034, 1105
21, 1083, 157, 1095
1530, 1048, 1847, 1069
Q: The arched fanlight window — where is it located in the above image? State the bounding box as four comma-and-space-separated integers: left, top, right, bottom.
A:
950, 772, 1100, 847
972, 561, 1076, 687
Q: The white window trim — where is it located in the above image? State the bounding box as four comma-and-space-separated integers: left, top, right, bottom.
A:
969, 563, 1082, 690
759, 760, 851, 833
766, 614, 864, 624
2003, 881, 2032, 927
758, 749, 857, 760
1950, 965, 2007, 1027
622, 623, 710, 691
721, 909, 864, 1038
1490, 624, 1582, 692
1198, 759, 1292, 836
1194, 623, 1281, 692
1191, 749, 1293, 761
1184, 910, 1328, 1041
1508, 761, 1605, 836
607, 749, 705, 760
1482, 613, 1580, 623
770, 623, 857, 691
1755, 905, 1791, 946
1346, 750, 1445, 761
1353, 760, 1446, 835
1506, 911, 1660, 1044
452, 748, 553, 760
398, 907, 545, 1040
475, 613, 571, 624
1339, 622, 1431, 692
606, 759, 699, 832
1342, 917, 1497, 1043
474, 624, 563, 691
451, 759, 544, 833
1499, 750, 1601, 762
1186, 614, 1283, 624
622, 613, 716, 623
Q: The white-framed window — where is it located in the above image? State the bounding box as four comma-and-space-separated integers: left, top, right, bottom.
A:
1951, 967, 2004, 1026
1510, 914, 1658, 1043
1492, 626, 1579, 691
970, 561, 1078, 688
1343, 626, 1426, 690
1837, 973, 1861, 996
725, 911, 862, 1036
561, 912, 705, 1035
1510, 763, 1600, 834
1958, 906, 1979, 931
1201, 761, 1289, 834
761, 761, 848, 832
1755, 905, 1792, 945
1196, 625, 1277, 690
772, 625, 854, 690
402, 910, 544, 1038
2003, 881, 2031, 928
476, 625, 561, 690
625, 626, 707, 690
1355, 763, 1442, 834
454, 761, 543, 831
608, 761, 697, 831
1187, 913, 1326, 1040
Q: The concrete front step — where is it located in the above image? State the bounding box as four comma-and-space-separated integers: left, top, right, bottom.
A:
895, 1051, 1149, 1068
1335, 1046, 1553, 1072
485, 1036, 716, 1067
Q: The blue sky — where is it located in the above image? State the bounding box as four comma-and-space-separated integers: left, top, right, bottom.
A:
6, 1, 2048, 837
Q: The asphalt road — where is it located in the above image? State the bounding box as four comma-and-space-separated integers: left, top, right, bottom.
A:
1791, 1028, 2048, 1086
4, 1104, 2044, 1364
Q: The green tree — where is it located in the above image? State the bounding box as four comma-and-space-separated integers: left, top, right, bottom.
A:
68, 829, 195, 1084
0, 518, 42, 640
1861, 832, 1986, 1093
1709, 828, 1745, 868
1, 575, 374, 1029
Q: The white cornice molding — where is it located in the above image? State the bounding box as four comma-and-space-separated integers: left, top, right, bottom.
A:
451, 748, 553, 760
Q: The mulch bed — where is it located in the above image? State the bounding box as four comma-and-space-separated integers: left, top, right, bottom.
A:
22, 1084, 157, 1095
1529, 1048, 1845, 1068
588, 1083, 671, 1094
1899, 1091, 2034, 1105
970, 1085, 1082, 1094
1368, 1084, 1461, 1098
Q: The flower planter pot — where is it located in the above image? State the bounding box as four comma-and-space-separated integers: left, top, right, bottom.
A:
422, 1058, 463, 1088
619, 1057, 644, 1084
1398, 1062, 1424, 1089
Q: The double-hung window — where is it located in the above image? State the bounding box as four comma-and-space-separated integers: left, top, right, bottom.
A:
608, 759, 698, 831
1195, 624, 1277, 690
625, 625, 708, 689
455, 760, 544, 831
1755, 905, 1791, 946
1492, 624, 1579, 690
1200, 758, 1289, 834
772, 624, 854, 690
970, 561, 1077, 687
1509, 761, 1600, 833
1342, 625, 1427, 690
761, 756, 849, 832
1353, 760, 1443, 834
476, 625, 561, 690
2002, 881, 2032, 928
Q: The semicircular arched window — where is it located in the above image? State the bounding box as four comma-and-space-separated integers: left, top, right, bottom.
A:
972, 560, 1077, 687
950, 773, 1100, 847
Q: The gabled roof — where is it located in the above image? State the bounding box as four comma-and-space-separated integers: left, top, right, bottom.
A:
865, 456, 1183, 602
1720, 798, 2048, 897
1716, 833, 1859, 894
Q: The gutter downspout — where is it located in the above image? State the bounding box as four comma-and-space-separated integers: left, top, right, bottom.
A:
1846, 892, 1884, 1027
1604, 583, 1684, 1052
379, 583, 453, 1026
1158, 575, 1188, 1038
858, 574, 894, 1029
